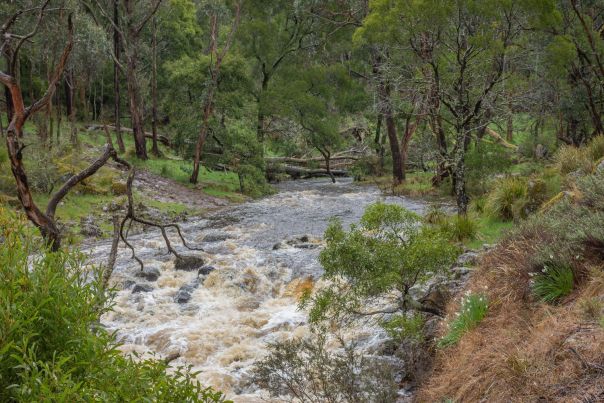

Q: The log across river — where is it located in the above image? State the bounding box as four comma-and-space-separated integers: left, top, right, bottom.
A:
85, 178, 444, 401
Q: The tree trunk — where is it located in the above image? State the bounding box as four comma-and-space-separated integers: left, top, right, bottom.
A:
452, 128, 470, 215
506, 114, 513, 142
318, 148, 335, 183
113, 0, 125, 153
190, 93, 213, 184
150, 16, 160, 157
400, 121, 418, 182
56, 83, 62, 144
125, 53, 147, 159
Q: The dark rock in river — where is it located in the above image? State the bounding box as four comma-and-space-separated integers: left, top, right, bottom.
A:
135, 266, 161, 282
175, 255, 205, 271
202, 233, 230, 243
132, 283, 154, 294
80, 215, 102, 238
174, 283, 199, 304
122, 280, 136, 290
198, 265, 216, 277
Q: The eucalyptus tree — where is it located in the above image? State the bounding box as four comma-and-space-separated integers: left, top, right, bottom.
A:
238, 0, 318, 146
358, 0, 526, 214
83, 0, 162, 160
523, 0, 604, 146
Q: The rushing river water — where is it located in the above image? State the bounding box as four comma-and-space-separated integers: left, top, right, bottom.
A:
87, 178, 435, 401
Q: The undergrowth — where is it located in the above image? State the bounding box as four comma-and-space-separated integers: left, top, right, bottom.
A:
0, 208, 228, 402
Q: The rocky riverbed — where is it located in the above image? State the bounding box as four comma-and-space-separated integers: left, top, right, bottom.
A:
84, 178, 457, 401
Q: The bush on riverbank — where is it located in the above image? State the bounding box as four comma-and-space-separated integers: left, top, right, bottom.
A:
0, 208, 228, 402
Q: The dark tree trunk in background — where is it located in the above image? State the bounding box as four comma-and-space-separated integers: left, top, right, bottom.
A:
66, 70, 78, 146
506, 114, 513, 142
373, 51, 403, 185
113, 0, 125, 153
150, 16, 160, 157
400, 121, 418, 182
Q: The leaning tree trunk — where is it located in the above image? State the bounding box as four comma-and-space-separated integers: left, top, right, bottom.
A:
318, 148, 335, 183
373, 54, 403, 185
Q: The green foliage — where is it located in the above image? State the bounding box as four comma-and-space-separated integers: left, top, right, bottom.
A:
466, 141, 513, 194
485, 176, 528, 221
530, 262, 574, 303
252, 331, 398, 403
587, 135, 604, 161
303, 203, 458, 325
437, 214, 479, 242
438, 293, 489, 348
381, 313, 425, 343
0, 208, 228, 402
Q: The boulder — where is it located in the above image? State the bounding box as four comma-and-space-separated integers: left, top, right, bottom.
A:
174, 283, 198, 304
174, 255, 205, 271
451, 266, 471, 279
135, 266, 161, 282
198, 265, 216, 277
456, 251, 478, 267
132, 283, 154, 294
122, 280, 136, 290
535, 144, 548, 160
202, 233, 230, 243
80, 215, 102, 238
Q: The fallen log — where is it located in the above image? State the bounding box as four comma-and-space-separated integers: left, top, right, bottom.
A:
85, 124, 172, 148
266, 155, 359, 165
486, 128, 519, 151
268, 163, 349, 180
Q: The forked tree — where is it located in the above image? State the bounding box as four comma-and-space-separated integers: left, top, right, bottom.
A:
1, 4, 198, 265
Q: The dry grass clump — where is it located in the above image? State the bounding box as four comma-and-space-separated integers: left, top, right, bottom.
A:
418, 226, 604, 402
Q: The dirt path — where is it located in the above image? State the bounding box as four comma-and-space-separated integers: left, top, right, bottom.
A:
134, 169, 233, 212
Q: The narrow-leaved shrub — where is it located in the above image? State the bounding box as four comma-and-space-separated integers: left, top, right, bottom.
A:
0, 208, 228, 402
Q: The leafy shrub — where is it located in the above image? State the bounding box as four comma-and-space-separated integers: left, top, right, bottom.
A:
303, 203, 458, 325
438, 214, 478, 242
465, 141, 513, 194
0, 208, 227, 402
555, 145, 593, 175
438, 293, 489, 348
530, 262, 574, 303
381, 313, 425, 343
485, 176, 527, 221
252, 331, 398, 403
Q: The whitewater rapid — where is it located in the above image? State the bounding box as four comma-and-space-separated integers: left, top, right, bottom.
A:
87, 178, 434, 401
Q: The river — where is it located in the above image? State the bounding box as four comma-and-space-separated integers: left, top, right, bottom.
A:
87, 178, 436, 401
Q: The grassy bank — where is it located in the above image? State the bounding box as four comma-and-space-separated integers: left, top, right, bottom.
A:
0, 123, 246, 244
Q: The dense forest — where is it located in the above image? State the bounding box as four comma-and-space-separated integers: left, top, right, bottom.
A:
2, 0, 604, 402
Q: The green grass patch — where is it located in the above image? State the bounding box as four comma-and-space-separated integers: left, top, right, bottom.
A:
468, 216, 513, 249
438, 293, 489, 348
530, 262, 574, 303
